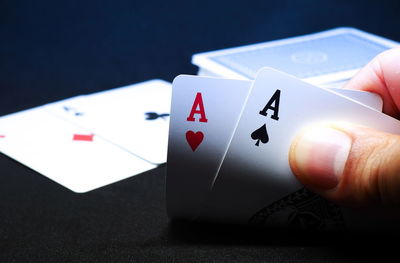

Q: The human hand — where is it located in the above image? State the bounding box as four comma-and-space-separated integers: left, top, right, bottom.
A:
289, 47, 400, 206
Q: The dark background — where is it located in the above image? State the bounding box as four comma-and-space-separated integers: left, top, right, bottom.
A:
1, 0, 400, 262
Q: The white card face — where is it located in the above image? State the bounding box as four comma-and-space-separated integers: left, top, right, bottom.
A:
0, 108, 155, 193
166, 76, 251, 219
331, 88, 383, 112
43, 79, 172, 164
203, 68, 400, 224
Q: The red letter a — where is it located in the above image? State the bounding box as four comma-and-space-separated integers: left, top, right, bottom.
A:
186, 92, 208, 122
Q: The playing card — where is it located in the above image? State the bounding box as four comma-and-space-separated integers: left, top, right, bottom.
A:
43, 79, 171, 164
201, 68, 400, 225
0, 107, 155, 193
166, 76, 251, 220
193, 27, 398, 86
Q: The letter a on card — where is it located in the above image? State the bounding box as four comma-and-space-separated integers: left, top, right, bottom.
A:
187, 92, 208, 123
185, 92, 208, 152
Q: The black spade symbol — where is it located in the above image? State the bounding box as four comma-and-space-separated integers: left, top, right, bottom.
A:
251, 123, 269, 146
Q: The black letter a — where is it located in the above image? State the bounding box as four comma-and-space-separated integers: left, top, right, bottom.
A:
259, 89, 281, 121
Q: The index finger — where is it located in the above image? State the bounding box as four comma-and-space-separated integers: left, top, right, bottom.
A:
344, 47, 400, 118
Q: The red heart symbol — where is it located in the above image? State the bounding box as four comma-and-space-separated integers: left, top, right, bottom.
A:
186, 130, 204, 152
73, 134, 94, 142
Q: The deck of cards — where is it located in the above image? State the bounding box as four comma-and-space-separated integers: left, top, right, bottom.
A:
192, 27, 398, 88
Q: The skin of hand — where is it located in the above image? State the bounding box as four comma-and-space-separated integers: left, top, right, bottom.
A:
289, 47, 400, 207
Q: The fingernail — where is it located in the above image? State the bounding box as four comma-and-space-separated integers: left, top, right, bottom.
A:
292, 127, 352, 190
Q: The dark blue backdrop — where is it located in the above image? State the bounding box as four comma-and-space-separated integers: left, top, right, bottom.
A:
1, 1, 400, 262
1, 0, 400, 115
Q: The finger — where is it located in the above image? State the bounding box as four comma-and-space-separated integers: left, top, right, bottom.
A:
289, 123, 400, 207
344, 47, 400, 118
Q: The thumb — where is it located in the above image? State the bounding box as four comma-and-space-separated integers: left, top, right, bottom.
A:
289, 124, 400, 206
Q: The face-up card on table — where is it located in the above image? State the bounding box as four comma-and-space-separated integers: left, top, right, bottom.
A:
166, 76, 252, 220
202, 67, 400, 224
43, 79, 171, 164
0, 107, 155, 193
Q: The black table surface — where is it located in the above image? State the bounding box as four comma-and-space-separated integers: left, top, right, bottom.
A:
1, 0, 400, 262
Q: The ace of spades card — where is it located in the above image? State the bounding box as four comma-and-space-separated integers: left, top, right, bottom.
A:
198, 67, 400, 227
